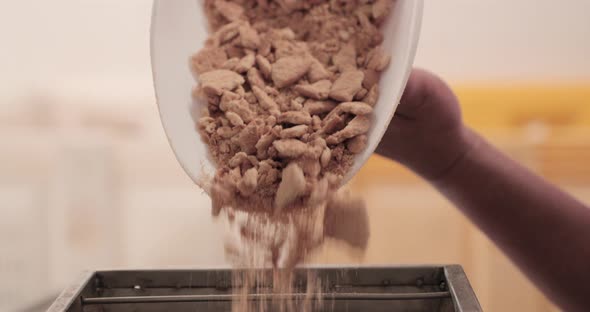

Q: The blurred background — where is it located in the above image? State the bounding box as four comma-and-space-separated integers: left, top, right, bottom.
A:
1, 1, 589, 311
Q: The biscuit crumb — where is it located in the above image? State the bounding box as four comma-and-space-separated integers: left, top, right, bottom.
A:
271, 56, 312, 88
194, 0, 394, 279
329, 70, 365, 102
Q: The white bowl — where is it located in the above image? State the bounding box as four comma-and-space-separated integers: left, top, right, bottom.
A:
151, 0, 423, 191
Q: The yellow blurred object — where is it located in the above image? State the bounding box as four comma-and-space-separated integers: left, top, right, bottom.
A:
458, 84, 590, 129
459, 84, 590, 186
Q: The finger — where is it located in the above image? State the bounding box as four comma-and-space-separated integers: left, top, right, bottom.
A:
395, 69, 426, 117
396, 68, 452, 118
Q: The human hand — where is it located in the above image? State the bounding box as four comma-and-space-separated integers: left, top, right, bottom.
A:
376, 69, 473, 180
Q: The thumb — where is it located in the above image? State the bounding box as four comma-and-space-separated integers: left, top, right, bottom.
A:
396, 68, 458, 121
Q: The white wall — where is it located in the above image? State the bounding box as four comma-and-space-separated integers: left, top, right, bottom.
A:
416, 0, 590, 81
0, 0, 153, 99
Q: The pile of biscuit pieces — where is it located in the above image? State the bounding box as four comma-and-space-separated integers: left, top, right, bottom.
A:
192, 0, 392, 218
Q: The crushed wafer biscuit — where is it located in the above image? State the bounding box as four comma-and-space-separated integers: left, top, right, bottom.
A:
193, 0, 394, 273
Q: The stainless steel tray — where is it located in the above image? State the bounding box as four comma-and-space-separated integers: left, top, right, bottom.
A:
47, 265, 481, 312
